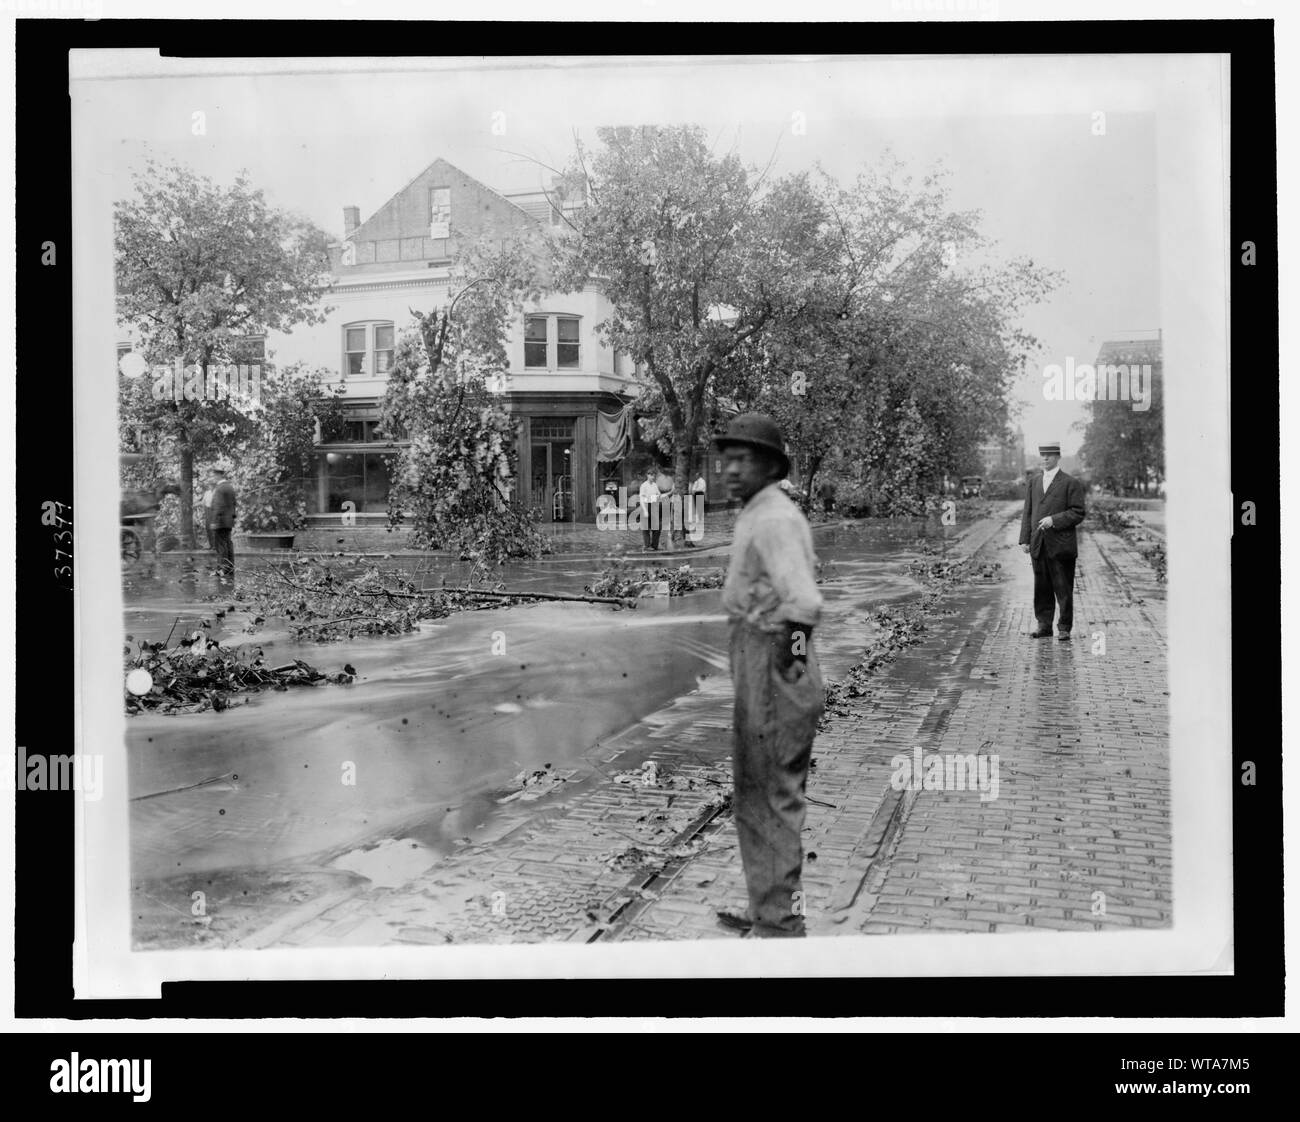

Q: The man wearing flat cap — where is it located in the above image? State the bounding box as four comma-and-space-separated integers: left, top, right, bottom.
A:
1019, 441, 1086, 640
714, 413, 824, 938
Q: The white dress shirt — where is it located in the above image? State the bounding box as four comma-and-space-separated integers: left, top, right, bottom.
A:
1041, 466, 1059, 494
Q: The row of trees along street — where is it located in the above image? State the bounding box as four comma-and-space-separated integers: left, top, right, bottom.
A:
116, 125, 1060, 559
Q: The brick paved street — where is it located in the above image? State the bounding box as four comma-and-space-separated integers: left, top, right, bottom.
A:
624, 512, 1170, 940
249, 506, 1169, 947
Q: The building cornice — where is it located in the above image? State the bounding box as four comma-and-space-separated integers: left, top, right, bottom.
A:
323, 272, 452, 295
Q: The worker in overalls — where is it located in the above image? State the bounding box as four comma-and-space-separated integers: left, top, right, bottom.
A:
714, 414, 825, 938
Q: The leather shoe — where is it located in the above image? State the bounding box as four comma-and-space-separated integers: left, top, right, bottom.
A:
1057, 631, 1072, 641
715, 910, 754, 933
1029, 628, 1053, 639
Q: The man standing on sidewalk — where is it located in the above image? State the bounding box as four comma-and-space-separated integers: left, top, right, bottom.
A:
638, 467, 661, 551
715, 414, 824, 938
1019, 441, 1086, 640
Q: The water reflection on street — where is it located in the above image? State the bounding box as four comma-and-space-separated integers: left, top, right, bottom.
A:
123, 520, 953, 887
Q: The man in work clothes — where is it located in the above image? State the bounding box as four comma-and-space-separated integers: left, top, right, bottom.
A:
1019, 441, 1087, 640
209, 464, 237, 585
715, 414, 825, 938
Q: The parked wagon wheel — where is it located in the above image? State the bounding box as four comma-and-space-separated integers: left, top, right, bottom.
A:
121, 526, 142, 565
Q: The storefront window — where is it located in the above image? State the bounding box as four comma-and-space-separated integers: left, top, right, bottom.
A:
324, 452, 394, 513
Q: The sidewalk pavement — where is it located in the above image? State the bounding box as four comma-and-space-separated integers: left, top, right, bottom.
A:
256, 507, 1169, 947
624, 512, 1171, 939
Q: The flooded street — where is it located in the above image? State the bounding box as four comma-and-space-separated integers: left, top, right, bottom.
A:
123, 519, 972, 922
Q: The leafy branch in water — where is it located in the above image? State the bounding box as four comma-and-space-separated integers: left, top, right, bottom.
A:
233, 559, 512, 641
585, 558, 725, 599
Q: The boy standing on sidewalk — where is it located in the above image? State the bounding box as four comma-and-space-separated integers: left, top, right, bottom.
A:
714, 414, 824, 938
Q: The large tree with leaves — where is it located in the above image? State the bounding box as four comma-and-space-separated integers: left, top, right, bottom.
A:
115, 159, 333, 546
380, 239, 549, 563
721, 162, 1058, 514
553, 125, 839, 541
1077, 359, 1164, 494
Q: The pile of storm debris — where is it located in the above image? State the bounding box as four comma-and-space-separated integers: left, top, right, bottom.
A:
123, 628, 355, 716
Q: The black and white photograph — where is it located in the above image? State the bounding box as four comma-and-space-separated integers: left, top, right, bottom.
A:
56, 40, 1245, 997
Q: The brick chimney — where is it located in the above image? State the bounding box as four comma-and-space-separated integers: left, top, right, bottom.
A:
343, 206, 360, 238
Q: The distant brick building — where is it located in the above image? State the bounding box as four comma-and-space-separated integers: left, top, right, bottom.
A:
976, 427, 1026, 478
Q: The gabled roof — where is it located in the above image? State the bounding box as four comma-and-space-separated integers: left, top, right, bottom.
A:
349, 156, 538, 245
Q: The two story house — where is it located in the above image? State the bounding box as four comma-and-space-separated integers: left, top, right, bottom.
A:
264, 157, 644, 544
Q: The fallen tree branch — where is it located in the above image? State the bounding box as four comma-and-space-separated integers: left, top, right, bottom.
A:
450, 588, 635, 607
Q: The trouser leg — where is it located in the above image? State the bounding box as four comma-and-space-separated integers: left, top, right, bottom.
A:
729, 621, 823, 936
213, 529, 235, 582
1031, 551, 1056, 629
1049, 554, 1076, 632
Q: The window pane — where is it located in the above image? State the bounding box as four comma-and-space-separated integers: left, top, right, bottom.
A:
362, 454, 393, 512
374, 324, 394, 350
531, 417, 575, 440
557, 318, 579, 342
375, 349, 392, 374
346, 352, 365, 377
525, 317, 548, 342
557, 344, 579, 368
346, 328, 366, 351
325, 453, 364, 512
524, 342, 547, 368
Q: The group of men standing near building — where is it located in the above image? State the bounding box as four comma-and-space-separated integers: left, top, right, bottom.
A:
637, 465, 708, 551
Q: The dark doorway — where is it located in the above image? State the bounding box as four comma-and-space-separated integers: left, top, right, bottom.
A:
529, 417, 576, 522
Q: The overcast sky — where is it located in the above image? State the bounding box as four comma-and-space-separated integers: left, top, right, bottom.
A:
79, 54, 1176, 456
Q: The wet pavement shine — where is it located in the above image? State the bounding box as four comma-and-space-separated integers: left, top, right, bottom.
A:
125, 513, 955, 948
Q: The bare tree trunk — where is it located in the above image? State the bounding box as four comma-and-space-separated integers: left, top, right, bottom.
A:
669, 439, 690, 549
805, 454, 823, 510
179, 444, 195, 550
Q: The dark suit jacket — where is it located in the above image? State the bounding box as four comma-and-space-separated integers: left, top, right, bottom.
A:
209, 481, 237, 530
1019, 470, 1086, 559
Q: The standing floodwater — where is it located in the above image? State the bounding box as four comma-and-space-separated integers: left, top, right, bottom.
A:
124, 519, 947, 924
